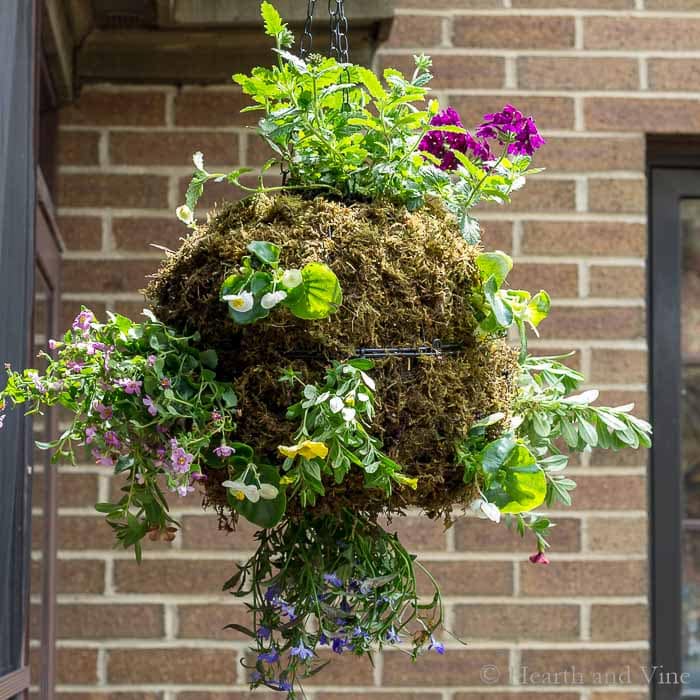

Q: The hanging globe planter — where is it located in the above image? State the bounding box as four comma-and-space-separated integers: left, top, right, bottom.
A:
0, 3, 651, 697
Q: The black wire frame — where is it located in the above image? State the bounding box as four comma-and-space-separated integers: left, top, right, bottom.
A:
648, 164, 700, 700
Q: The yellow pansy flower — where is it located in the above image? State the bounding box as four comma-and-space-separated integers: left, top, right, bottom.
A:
278, 440, 329, 460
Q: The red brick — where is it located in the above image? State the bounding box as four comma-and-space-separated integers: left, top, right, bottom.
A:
520, 649, 648, 684
380, 515, 448, 550
57, 173, 169, 209
585, 98, 700, 133
318, 695, 442, 700
177, 694, 278, 700
60, 89, 167, 126
107, 648, 236, 684
383, 648, 510, 685
61, 301, 107, 330
62, 259, 157, 294
378, 53, 504, 89
585, 16, 700, 50
418, 560, 513, 595
522, 221, 646, 257
177, 604, 252, 640
589, 178, 646, 214
590, 348, 647, 384
646, 0, 700, 7
180, 514, 258, 550
57, 130, 100, 165
543, 306, 644, 340
454, 15, 575, 49
588, 516, 647, 554
591, 604, 648, 641
450, 94, 575, 131
112, 217, 184, 252
598, 388, 648, 418
454, 603, 580, 640
385, 14, 443, 48
32, 603, 163, 639
649, 58, 700, 91
301, 651, 374, 686
110, 131, 239, 167
53, 695, 161, 700
520, 560, 646, 596
513, 0, 631, 5
591, 693, 648, 700
456, 694, 580, 700
589, 265, 645, 298
555, 474, 646, 511
509, 262, 578, 298
32, 471, 99, 508
57, 215, 103, 250
30, 647, 97, 684
538, 136, 644, 173
57, 515, 116, 549
48, 559, 105, 594
455, 516, 580, 552
174, 89, 257, 127
114, 558, 235, 594
482, 179, 576, 213
518, 57, 638, 91
481, 221, 513, 253
590, 444, 649, 467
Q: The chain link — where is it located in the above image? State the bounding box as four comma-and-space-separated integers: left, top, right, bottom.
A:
300, 0, 317, 58
328, 0, 350, 63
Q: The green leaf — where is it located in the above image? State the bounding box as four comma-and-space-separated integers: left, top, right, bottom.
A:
247, 240, 280, 265
261, 1, 284, 37
487, 464, 547, 514
526, 290, 551, 328
284, 263, 343, 320
199, 349, 218, 369
353, 66, 387, 101
481, 436, 516, 476
476, 251, 513, 287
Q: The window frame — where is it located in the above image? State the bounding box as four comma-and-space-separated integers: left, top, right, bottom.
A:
649, 162, 700, 700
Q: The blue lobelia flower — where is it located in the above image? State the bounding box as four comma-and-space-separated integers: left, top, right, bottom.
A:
323, 572, 343, 587
290, 639, 314, 661
428, 634, 445, 655
386, 627, 401, 644
258, 648, 280, 664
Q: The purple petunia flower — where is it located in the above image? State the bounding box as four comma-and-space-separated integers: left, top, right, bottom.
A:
258, 648, 279, 664
323, 572, 343, 588
428, 634, 445, 655
476, 104, 545, 156
419, 107, 492, 171
143, 395, 158, 416
214, 444, 234, 458
290, 640, 313, 661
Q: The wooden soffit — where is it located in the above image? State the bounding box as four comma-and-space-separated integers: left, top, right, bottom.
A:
43, 0, 395, 101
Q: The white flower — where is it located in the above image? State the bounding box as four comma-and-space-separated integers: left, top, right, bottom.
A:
193, 151, 205, 171
222, 479, 260, 502
360, 371, 376, 391
259, 483, 279, 500
261, 290, 287, 309
222, 291, 254, 313
281, 268, 303, 288
329, 396, 344, 413
342, 406, 356, 422
176, 204, 194, 225
469, 498, 501, 523
357, 392, 369, 402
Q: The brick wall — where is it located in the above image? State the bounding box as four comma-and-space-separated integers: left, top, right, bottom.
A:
37, 0, 667, 697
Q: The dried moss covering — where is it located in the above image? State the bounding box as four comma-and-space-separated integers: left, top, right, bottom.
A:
146, 194, 519, 520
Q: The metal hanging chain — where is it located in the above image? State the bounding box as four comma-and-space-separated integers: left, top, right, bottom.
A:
328, 0, 350, 63
300, 0, 317, 58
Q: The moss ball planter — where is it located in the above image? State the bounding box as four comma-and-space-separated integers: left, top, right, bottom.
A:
0, 4, 652, 697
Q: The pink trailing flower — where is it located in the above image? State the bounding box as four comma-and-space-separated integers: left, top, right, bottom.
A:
147, 355, 157, 367
529, 551, 550, 565
72, 309, 95, 335
85, 426, 97, 444
214, 444, 234, 458
92, 448, 115, 468
116, 378, 143, 395
92, 401, 113, 420
104, 430, 122, 449
170, 445, 194, 474
66, 361, 84, 373
143, 395, 158, 416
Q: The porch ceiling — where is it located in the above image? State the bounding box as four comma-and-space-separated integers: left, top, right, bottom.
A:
43, 0, 395, 103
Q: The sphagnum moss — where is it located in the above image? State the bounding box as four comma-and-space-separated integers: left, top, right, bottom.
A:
147, 194, 520, 521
